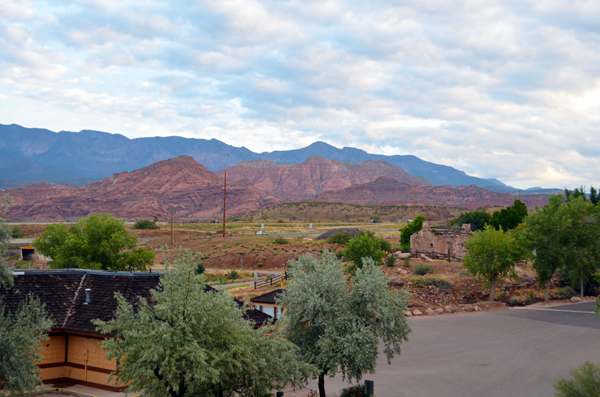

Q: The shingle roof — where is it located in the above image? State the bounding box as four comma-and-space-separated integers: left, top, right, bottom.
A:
0, 269, 270, 334
250, 288, 285, 305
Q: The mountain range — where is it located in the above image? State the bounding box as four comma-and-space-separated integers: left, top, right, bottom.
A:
1, 156, 550, 221
0, 123, 531, 191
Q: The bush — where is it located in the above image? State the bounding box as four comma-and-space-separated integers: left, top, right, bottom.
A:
273, 236, 289, 245
509, 296, 521, 306
379, 239, 392, 253
403, 257, 410, 267
132, 220, 158, 230
11, 226, 25, 238
410, 275, 453, 292
458, 269, 470, 277
230, 269, 239, 280
526, 291, 535, 305
553, 362, 600, 397
326, 231, 353, 245
400, 246, 411, 253
14, 260, 34, 269
257, 260, 263, 268
413, 263, 434, 275
340, 385, 365, 397
385, 255, 395, 267
558, 286, 578, 299
195, 263, 205, 275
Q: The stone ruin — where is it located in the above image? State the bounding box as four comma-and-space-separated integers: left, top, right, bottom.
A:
410, 221, 472, 261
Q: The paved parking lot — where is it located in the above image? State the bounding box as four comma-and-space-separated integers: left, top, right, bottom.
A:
291, 302, 600, 397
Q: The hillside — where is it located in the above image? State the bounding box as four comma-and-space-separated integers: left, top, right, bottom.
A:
217, 157, 431, 202
1, 123, 515, 189
2, 156, 281, 220
311, 177, 549, 210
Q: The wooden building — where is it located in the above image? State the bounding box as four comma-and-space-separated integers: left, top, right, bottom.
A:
1, 269, 271, 391
250, 288, 285, 320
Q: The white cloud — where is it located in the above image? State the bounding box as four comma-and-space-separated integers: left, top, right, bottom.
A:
0, 0, 599, 189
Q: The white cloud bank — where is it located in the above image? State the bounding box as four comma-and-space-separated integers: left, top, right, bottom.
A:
0, 0, 599, 188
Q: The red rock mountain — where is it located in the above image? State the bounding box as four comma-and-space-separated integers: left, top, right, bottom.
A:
3, 156, 281, 220
216, 157, 431, 202
311, 177, 549, 210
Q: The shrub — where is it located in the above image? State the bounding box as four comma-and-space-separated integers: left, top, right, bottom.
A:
132, 220, 158, 230
413, 263, 434, 275
509, 296, 521, 306
326, 231, 353, 245
526, 291, 535, 305
458, 269, 470, 277
385, 255, 395, 267
410, 275, 453, 293
400, 246, 411, 253
553, 362, 600, 397
379, 239, 392, 253
273, 236, 289, 245
257, 260, 263, 268
14, 260, 34, 269
403, 257, 410, 267
340, 385, 365, 397
230, 269, 238, 280
558, 286, 577, 299
195, 263, 205, 275
11, 226, 25, 238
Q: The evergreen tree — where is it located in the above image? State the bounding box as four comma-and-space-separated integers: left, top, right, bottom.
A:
450, 210, 491, 232
489, 199, 528, 230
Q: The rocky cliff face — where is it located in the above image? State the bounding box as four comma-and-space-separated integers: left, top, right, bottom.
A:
311, 177, 548, 210
217, 157, 431, 202
2, 156, 281, 220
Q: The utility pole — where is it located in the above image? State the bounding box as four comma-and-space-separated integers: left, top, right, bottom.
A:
171, 206, 174, 245
413, 185, 416, 220
222, 171, 227, 238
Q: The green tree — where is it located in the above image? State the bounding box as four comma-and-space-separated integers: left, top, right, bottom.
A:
565, 186, 600, 205
489, 199, 528, 231
33, 213, 154, 271
326, 231, 353, 245
0, 295, 53, 396
10, 226, 25, 238
94, 248, 311, 397
277, 253, 412, 397
342, 231, 384, 270
399, 215, 425, 251
0, 196, 14, 287
450, 210, 491, 232
527, 196, 600, 300
463, 225, 522, 301
553, 361, 600, 397
132, 219, 159, 230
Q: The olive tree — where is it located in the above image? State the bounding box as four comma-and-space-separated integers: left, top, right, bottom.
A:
463, 225, 522, 301
0, 295, 53, 396
277, 252, 412, 397
94, 248, 311, 397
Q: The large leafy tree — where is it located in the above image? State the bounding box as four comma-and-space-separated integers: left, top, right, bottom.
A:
33, 213, 154, 271
94, 248, 311, 397
450, 210, 490, 232
0, 295, 53, 396
399, 214, 425, 251
463, 225, 522, 301
565, 186, 599, 205
278, 253, 412, 397
489, 199, 528, 231
527, 195, 600, 300
342, 231, 385, 271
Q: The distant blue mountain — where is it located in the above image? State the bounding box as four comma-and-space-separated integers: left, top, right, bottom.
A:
0, 123, 515, 190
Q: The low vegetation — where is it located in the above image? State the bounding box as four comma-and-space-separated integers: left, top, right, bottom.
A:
413, 263, 434, 275
132, 219, 159, 230
410, 275, 453, 292
553, 361, 600, 397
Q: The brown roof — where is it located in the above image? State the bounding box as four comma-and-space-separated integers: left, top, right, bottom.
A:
250, 288, 285, 305
1, 269, 270, 335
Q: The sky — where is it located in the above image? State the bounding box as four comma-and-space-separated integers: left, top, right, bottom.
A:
0, 0, 599, 189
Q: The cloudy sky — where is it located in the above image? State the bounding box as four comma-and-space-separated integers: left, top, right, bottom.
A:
0, 0, 599, 189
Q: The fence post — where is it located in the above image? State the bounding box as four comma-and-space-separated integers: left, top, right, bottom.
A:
254, 280, 256, 290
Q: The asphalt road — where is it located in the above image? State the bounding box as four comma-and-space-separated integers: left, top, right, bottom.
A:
270, 230, 398, 237
289, 302, 600, 397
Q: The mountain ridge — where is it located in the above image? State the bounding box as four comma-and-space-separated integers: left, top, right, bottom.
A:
1, 123, 522, 190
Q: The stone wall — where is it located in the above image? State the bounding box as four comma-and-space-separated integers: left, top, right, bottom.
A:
410, 222, 471, 260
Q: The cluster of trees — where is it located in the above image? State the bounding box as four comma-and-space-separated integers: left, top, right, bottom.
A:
33, 214, 155, 271
327, 230, 392, 272
452, 200, 528, 232
95, 250, 411, 397
398, 215, 425, 252
463, 195, 600, 301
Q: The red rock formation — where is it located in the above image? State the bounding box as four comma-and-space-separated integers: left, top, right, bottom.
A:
311, 177, 548, 210
2, 156, 281, 220
216, 157, 431, 202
